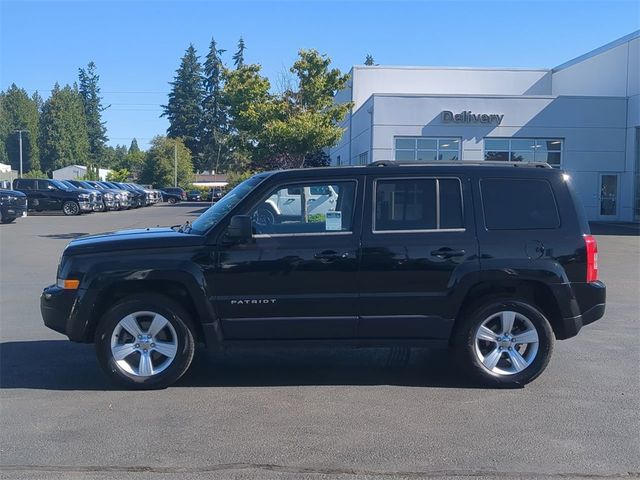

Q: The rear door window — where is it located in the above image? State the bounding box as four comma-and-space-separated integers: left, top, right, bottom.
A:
373, 177, 464, 232
481, 178, 560, 230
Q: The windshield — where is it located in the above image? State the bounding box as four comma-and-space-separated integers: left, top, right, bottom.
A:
59, 181, 76, 189
51, 180, 72, 191
190, 174, 268, 235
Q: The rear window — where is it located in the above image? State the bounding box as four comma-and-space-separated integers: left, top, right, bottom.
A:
481, 178, 560, 230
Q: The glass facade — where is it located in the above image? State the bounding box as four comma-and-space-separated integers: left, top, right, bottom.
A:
484, 138, 563, 168
394, 137, 461, 161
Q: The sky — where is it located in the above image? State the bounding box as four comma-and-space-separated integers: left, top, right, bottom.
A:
1, 0, 639, 150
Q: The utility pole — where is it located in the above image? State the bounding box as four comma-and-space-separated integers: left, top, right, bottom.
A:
174, 141, 178, 187
14, 129, 28, 178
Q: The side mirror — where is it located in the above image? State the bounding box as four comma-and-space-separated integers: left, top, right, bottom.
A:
226, 215, 252, 242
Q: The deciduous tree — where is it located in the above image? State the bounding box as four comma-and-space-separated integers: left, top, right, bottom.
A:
139, 136, 193, 188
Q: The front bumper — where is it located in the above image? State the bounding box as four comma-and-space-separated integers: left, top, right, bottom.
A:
1, 202, 27, 219
41, 285, 76, 337
79, 201, 93, 212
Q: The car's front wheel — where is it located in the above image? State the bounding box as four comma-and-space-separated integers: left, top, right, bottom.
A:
452, 299, 554, 387
62, 201, 80, 216
1, 216, 16, 224
168, 197, 177, 204
94, 294, 196, 389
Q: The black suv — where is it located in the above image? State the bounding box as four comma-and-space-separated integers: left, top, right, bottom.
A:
13, 178, 97, 215
41, 162, 606, 389
0, 188, 27, 223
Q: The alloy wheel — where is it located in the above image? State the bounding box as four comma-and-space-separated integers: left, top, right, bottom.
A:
473, 310, 539, 376
110, 311, 178, 377
63, 202, 79, 215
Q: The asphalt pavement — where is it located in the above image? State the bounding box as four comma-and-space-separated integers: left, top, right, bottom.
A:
0, 205, 638, 479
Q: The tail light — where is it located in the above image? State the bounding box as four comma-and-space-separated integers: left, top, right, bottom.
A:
584, 234, 598, 283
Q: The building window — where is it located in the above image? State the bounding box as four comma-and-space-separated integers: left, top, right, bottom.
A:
484, 138, 563, 168
358, 151, 368, 165
394, 137, 461, 162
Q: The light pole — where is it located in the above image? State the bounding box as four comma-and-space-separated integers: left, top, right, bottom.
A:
14, 129, 28, 178
174, 142, 178, 187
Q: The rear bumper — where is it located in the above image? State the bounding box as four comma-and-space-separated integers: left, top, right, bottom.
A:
554, 281, 606, 340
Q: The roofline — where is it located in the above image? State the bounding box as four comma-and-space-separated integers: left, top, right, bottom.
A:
351, 65, 550, 73
553, 30, 640, 72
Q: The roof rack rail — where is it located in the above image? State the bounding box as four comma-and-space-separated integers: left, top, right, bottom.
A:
367, 160, 552, 169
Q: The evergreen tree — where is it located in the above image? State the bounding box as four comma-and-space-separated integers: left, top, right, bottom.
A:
364, 54, 375, 66
201, 37, 228, 173
161, 44, 204, 159
0, 84, 41, 171
78, 62, 109, 166
129, 138, 140, 154
39, 83, 90, 173
232, 37, 246, 68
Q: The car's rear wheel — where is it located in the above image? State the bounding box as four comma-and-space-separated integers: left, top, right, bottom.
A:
168, 197, 177, 204
452, 299, 554, 387
95, 294, 196, 389
62, 201, 80, 216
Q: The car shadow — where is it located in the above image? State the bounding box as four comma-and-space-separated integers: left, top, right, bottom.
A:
589, 221, 640, 236
38, 232, 90, 240
0, 340, 490, 391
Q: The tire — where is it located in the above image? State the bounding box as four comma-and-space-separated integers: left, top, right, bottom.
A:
451, 299, 554, 387
62, 201, 80, 216
168, 197, 177, 204
94, 294, 196, 389
1, 216, 16, 224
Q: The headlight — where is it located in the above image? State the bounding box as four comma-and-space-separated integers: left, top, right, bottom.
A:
104, 193, 113, 199
78, 194, 90, 199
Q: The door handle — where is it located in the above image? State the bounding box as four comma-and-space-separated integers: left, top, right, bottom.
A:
430, 247, 466, 259
314, 250, 349, 261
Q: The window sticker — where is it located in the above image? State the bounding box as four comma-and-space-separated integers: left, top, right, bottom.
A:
325, 211, 342, 231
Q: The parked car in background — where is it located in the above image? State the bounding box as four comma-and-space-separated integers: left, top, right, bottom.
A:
209, 187, 225, 203
93, 181, 132, 210
67, 180, 120, 211
134, 184, 161, 205
162, 187, 187, 201
187, 190, 202, 202
108, 182, 145, 208
13, 178, 97, 216
0, 188, 27, 223
160, 189, 182, 204
58, 180, 105, 212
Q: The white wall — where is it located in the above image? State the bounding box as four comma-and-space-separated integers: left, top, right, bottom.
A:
351, 67, 551, 110
552, 33, 638, 97
52, 165, 86, 180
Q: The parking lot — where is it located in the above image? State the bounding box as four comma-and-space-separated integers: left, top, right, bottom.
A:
0, 205, 638, 479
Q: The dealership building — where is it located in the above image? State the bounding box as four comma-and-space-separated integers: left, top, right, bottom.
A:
330, 31, 639, 222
